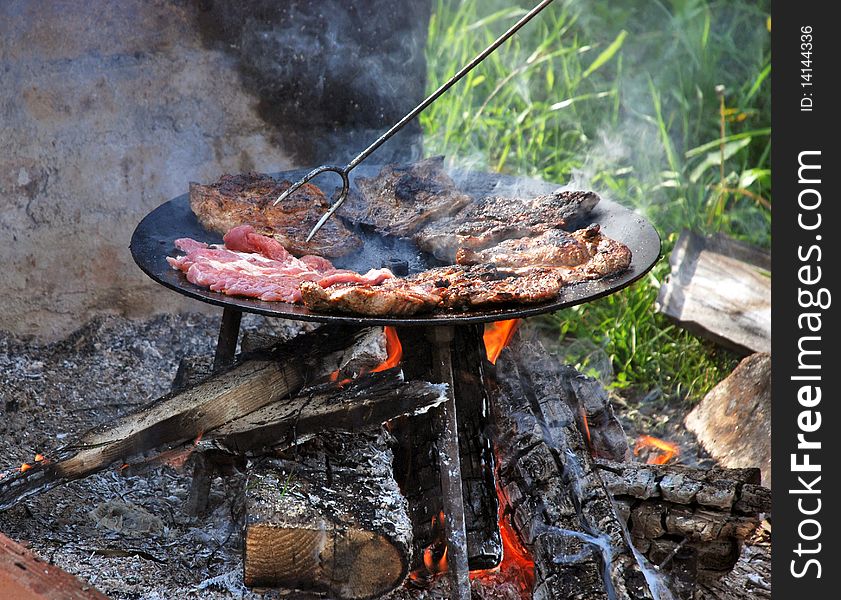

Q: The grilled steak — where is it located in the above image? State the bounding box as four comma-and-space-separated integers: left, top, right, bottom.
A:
407, 264, 565, 310
189, 172, 362, 258
300, 279, 442, 316
414, 189, 600, 261
300, 263, 566, 315
457, 224, 631, 282
338, 156, 472, 238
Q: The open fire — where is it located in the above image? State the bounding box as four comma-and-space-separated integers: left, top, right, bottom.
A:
634, 434, 680, 465
483, 319, 520, 364
331, 326, 404, 386
0, 318, 771, 600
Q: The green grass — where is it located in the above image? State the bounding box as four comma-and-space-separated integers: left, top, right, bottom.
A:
421, 0, 770, 401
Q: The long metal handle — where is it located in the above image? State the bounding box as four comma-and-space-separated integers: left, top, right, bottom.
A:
272, 0, 556, 242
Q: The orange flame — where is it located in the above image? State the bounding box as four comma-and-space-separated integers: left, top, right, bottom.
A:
34, 453, 45, 462
409, 511, 449, 585
471, 491, 535, 594
329, 327, 403, 386
19, 463, 32, 473
372, 326, 403, 373
579, 407, 592, 448
634, 434, 680, 465
483, 320, 520, 364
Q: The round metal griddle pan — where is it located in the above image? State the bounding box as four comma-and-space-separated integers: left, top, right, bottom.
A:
130, 166, 660, 326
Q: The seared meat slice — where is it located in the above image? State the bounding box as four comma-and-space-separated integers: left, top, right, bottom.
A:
300, 263, 567, 316
407, 264, 565, 310
300, 279, 442, 316
338, 156, 472, 238
414, 189, 600, 261
457, 224, 632, 283
456, 228, 593, 267
190, 172, 362, 258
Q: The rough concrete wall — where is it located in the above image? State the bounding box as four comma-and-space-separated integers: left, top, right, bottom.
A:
0, 0, 291, 339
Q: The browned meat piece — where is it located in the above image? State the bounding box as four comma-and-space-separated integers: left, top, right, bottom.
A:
457, 224, 632, 283
189, 172, 362, 258
300, 279, 442, 316
338, 156, 472, 238
414, 189, 600, 261
456, 228, 592, 267
407, 264, 565, 310
300, 264, 566, 316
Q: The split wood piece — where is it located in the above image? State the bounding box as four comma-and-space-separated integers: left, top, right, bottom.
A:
244, 430, 412, 600
0, 324, 374, 511
655, 230, 771, 355
0, 532, 109, 600
491, 336, 655, 600
390, 326, 500, 573
685, 352, 772, 487
207, 370, 448, 454
451, 324, 502, 569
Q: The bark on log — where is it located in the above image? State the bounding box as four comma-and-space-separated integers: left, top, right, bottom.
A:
0, 324, 381, 511
594, 460, 769, 513
597, 459, 769, 581
243, 431, 412, 600
491, 336, 655, 600
207, 371, 447, 454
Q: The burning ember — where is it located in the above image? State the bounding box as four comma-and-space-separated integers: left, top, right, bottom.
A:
483, 319, 520, 364
634, 434, 680, 465
422, 511, 449, 575
329, 326, 403, 385
470, 485, 535, 595
20, 453, 48, 473
372, 326, 403, 373
579, 407, 592, 447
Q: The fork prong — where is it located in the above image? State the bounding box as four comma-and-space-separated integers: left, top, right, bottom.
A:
273, 165, 341, 206
272, 178, 307, 206
305, 190, 349, 242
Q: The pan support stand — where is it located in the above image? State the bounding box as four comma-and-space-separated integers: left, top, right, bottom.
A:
188, 307, 243, 516
426, 325, 472, 600
212, 307, 242, 372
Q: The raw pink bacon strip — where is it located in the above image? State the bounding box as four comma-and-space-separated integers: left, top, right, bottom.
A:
316, 268, 394, 288
167, 226, 393, 303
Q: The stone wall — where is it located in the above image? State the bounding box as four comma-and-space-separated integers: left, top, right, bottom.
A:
0, 0, 429, 340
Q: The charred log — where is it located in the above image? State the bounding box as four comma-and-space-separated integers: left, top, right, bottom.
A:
244, 430, 412, 599
451, 325, 503, 569
491, 336, 654, 600
390, 326, 501, 574
207, 371, 447, 454
597, 459, 769, 580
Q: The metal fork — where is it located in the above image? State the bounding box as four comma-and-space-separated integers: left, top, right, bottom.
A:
273, 0, 556, 242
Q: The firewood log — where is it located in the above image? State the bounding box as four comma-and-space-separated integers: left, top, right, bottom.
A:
243, 431, 412, 600
491, 336, 655, 600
